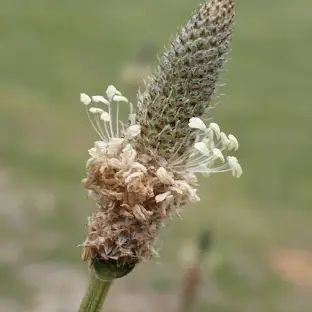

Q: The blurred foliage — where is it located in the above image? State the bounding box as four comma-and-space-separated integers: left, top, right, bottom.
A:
1, 0, 312, 311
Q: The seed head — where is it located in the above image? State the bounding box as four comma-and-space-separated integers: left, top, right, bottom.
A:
79, 0, 241, 271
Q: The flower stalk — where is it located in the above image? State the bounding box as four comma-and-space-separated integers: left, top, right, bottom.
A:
78, 276, 112, 312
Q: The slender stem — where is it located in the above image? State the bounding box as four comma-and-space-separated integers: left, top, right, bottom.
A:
78, 274, 112, 312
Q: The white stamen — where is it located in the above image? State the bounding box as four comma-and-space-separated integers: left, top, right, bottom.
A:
227, 156, 243, 178
80, 85, 139, 148
92, 96, 109, 105
100, 112, 111, 140
188, 117, 207, 131
80, 93, 91, 105
94, 141, 107, 153
85, 107, 105, 140
194, 142, 210, 156
113, 95, 128, 103
172, 118, 242, 178
202, 137, 215, 151
100, 112, 111, 122
209, 123, 221, 139
106, 85, 121, 102
188, 163, 209, 173
89, 107, 104, 114
220, 132, 230, 149
228, 134, 239, 151
212, 148, 225, 163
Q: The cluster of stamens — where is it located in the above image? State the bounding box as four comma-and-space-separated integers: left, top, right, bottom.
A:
177, 117, 243, 178
79, 84, 242, 265
80, 86, 140, 144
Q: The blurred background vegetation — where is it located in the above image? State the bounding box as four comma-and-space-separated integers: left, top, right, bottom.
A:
1, 0, 312, 311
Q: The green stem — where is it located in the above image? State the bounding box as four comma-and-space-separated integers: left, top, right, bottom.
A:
78, 274, 112, 312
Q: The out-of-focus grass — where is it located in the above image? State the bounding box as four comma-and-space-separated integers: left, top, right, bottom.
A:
1, 0, 312, 311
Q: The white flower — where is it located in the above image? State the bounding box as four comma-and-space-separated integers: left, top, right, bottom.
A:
80, 93, 91, 105
194, 142, 210, 156
100, 112, 111, 122
188, 117, 207, 131
209, 123, 221, 139
188, 163, 209, 173
87, 141, 107, 159
212, 148, 225, 162
80, 85, 137, 145
202, 137, 215, 150
220, 132, 230, 149
106, 138, 124, 157
106, 85, 121, 102
173, 118, 242, 179
228, 134, 239, 151
94, 141, 107, 153
92, 95, 109, 105
227, 156, 243, 178
113, 95, 128, 103
89, 107, 104, 114
126, 125, 141, 139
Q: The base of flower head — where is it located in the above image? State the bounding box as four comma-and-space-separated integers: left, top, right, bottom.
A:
81, 130, 201, 265
92, 257, 136, 281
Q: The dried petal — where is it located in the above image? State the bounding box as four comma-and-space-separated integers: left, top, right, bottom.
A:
155, 191, 171, 203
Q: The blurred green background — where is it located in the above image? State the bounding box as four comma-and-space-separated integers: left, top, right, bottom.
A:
1, 0, 312, 311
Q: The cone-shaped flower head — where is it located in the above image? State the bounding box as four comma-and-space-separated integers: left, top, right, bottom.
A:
137, 0, 235, 158
79, 0, 242, 270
